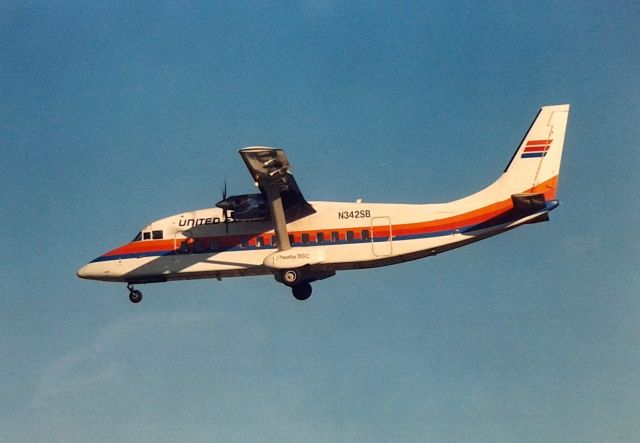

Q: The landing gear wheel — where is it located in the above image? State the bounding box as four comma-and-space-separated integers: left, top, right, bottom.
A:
282, 269, 300, 286
129, 289, 143, 304
292, 282, 312, 301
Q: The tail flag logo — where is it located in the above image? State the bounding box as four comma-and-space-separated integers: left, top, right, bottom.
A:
521, 139, 552, 158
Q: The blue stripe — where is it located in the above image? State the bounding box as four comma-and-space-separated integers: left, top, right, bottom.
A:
521, 152, 547, 158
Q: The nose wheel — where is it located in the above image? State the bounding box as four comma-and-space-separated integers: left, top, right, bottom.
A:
127, 284, 143, 304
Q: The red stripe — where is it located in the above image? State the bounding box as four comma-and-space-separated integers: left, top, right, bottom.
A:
524, 146, 550, 153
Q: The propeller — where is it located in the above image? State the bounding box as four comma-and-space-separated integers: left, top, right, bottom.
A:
217, 180, 230, 233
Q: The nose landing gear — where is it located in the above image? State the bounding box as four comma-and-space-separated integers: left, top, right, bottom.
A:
127, 283, 143, 304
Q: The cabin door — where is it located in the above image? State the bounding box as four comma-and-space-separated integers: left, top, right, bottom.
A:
371, 217, 392, 257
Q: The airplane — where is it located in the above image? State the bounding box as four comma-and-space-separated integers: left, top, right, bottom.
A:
77, 104, 570, 303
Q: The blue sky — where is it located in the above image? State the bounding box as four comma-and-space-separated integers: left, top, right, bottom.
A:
1, 1, 639, 442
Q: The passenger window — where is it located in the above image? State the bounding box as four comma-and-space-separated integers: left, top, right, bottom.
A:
301, 233, 310, 244
331, 231, 340, 242
346, 231, 354, 242
256, 236, 264, 247
194, 240, 203, 253
361, 229, 370, 241
241, 239, 249, 248
316, 232, 325, 243
271, 236, 277, 247
179, 241, 189, 253
210, 240, 218, 251
289, 234, 294, 245
152, 230, 163, 240
143, 232, 151, 240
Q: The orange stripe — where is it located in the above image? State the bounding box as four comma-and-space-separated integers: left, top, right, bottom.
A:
526, 139, 552, 146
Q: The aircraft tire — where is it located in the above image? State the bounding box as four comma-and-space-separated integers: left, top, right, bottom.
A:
282, 269, 299, 286
292, 282, 312, 301
129, 290, 143, 304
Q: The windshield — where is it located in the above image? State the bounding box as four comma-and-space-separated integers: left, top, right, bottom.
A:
131, 232, 142, 242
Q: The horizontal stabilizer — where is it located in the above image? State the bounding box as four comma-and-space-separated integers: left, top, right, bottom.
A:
525, 212, 550, 225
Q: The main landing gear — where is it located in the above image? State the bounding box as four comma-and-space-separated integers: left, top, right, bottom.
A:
292, 282, 312, 301
127, 283, 143, 304
280, 269, 313, 301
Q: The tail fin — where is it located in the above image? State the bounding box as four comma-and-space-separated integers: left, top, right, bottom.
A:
500, 104, 570, 200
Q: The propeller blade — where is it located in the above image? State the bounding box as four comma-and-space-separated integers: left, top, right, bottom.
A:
221, 180, 229, 234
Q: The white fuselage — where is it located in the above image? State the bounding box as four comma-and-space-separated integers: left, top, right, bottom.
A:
77, 193, 555, 285
76, 104, 569, 292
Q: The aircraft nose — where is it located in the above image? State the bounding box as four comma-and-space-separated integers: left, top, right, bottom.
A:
77, 263, 94, 279
77, 259, 123, 281
77, 261, 111, 280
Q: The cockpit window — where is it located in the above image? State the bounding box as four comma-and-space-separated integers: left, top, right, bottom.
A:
132, 232, 142, 242
143, 232, 151, 240
152, 230, 163, 240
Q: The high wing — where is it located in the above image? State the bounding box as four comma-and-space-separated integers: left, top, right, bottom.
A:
238, 146, 316, 223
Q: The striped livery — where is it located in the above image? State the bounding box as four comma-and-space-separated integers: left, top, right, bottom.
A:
78, 104, 570, 302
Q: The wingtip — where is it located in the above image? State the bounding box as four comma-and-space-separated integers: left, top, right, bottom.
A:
239, 146, 281, 154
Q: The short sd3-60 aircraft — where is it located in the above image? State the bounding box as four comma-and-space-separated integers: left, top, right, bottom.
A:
78, 105, 570, 303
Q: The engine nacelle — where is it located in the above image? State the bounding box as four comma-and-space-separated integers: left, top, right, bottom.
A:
263, 247, 326, 269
